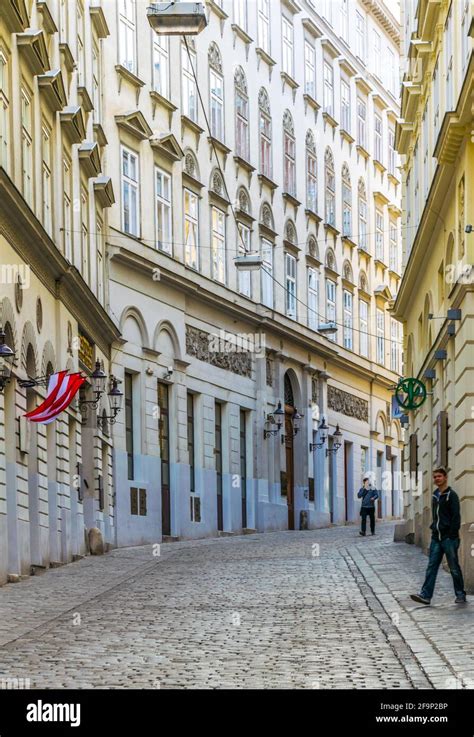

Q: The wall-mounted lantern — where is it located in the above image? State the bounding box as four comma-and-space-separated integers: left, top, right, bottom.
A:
97, 377, 123, 428
263, 401, 284, 439
0, 326, 15, 393
281, 408, 303, 444
326, 424, 343, 457
309, 417, 328, 451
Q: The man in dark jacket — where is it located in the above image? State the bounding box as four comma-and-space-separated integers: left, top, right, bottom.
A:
358, 474, 379, 536
411, 467, 467, 605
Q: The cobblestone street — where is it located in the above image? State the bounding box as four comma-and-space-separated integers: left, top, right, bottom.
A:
0, 523, 471, 689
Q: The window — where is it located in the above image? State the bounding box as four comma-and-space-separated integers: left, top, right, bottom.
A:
235, 67, 249, 161
358, 180, 367, 250
343, 290, 353, 350
391, 319, 400, 373
355, 11, 366, 62
42, 125, 53, 236
340, 0, 349, 43
376, 309, 385, 365
357, 97, 366, 148
257, 0, 270, 53
155, 168, 172, 253
59, 0, 69, 42
374, 113, 383, 163
119, 0, 136, 73
359, 300, 369, 357
215, 402, 223, 530
77, 3, 85, 86
445, 5, 453, 112
182, 44, 197, 122
414, 141, 420, 227
372, 30, 381, 79
342, 164, 351, 237
387, 47, 397, 95
0, 51, 9, 172
422, 104, 429, 198
92, 43, 101, 123
121, 146, 139, 236
21, 87, 33, 206
259, 89, 272, 178
285, 253, 297, 319
433, 58, 440, 137
283, 112, 296, 196
63, 156, 73, 261
388, 126, 395, 175
261, 238, 273, 308
209, 46, 224, 141
234, 0, 247, 31
238, 223, 251, 297
375, 210, 384, 261
81, 188, 90, 282
326, 279, 336, 341
282, 17, 294, 77
389, 222, 398, 272
308, 268, 319, 330
125, 372, 134, 480
211, 207, 226, 284
96, 218, 104, 304
304, 41, 316, 98
153, 34, 169, 99
325, 148, 335, 226
240, 409, 248, 527
187, 393, 196, 506
462, 0, 471, 72
323, 61, 334, 117
184, 189, 199, 270
340, 79, 350, 132
306, 132, 317, 213
361, 446, 369, 476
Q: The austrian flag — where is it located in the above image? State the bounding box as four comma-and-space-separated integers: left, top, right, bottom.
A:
25, 371, 86, 424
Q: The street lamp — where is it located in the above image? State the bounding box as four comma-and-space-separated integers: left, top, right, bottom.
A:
326, 424, 343, 456
79, 360, 108, 413
97, 377, 124, 429
281, 408, 303, 444
263, 401, 284, 439
147, 2, 207, 35
310, 416, 328, 451
0, 325, 15, 392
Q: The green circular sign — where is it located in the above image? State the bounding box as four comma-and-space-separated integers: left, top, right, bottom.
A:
395, 378, 427, 410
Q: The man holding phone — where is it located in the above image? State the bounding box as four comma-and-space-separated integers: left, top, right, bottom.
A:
358, 474, 379, 536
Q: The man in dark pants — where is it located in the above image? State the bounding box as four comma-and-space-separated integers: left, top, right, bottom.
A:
358, 475, 379, 536
411, 467, 467, 605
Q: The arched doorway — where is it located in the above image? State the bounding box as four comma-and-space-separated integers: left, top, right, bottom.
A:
284, 373, 295, 530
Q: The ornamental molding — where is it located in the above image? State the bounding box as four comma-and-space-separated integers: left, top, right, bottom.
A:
208, 42, 223, 73
258, 87, 270, 115
234, 65, 247, 95
186, 325, 252, 377
328, 385, 369, 422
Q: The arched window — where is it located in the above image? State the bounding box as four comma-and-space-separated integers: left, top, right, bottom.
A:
325, 147, 335, 226
306, 130, 317, 213
342, 163, 351, 237
260, 203, 274, 309
283, 110, 296, 196
358, 178, 367, 250
259, 88, 272, 178
209, 42, 224, 140
234, 66, 249, 161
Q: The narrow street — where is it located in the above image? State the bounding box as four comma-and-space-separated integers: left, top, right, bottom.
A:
0, 523, 471, 690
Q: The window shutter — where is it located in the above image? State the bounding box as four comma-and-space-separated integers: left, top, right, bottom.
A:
139, 488, 147, 516
130, 487, 138, 515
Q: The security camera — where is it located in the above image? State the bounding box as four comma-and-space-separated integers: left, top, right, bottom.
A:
163, 366, 174, 380
465, 224, 473, 233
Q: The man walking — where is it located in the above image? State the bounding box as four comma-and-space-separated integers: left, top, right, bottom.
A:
411, 467, 467, 605
358, 474, 379, 536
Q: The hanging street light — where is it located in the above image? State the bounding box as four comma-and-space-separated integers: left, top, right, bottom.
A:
263, 400, 284, 439
310, 416, 328, 451
0, 326, 15, 393
281, 408, 303, 444
326, 424, 343, 456
97, 377, 124, 429
78, 360, 108, 414
234, 253, 264, 271
147, 2, 207, 35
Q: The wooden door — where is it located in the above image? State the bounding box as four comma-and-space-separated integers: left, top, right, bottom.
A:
285, 406, 295, 530
158, 383, 171, 536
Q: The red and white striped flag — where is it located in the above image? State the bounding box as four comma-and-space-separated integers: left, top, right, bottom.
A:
25, 371, 86, 424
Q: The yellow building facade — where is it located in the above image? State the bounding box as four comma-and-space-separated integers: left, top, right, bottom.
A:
395, 0, 474, 590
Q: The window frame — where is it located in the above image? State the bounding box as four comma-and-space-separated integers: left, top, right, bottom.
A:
155, 166, 172, 254
121, 145, 140, 237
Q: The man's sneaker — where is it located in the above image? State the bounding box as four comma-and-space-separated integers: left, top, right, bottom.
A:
455, 596, 467, 604
359, 531, 366, 537
410, 594, 430, 605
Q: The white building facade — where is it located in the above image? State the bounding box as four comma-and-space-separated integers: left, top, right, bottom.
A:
101, 0, 405, 543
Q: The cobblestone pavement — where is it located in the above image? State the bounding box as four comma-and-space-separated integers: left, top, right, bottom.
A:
0, 523, 471, 689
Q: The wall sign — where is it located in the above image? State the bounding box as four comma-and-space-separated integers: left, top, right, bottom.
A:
395, 378, 427, 410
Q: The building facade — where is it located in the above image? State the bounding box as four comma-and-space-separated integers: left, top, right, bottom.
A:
394, 0, 474, 590
0, 0, 119, 583
101, 0, 404, 544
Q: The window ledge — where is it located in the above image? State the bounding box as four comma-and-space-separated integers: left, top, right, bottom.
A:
258, 173, 278, 191
373, 159, 387, 174
256, 47, 276, 68
93, 122, 108, 147
388, 268, 401, 279
324, 222, 340, 236
115, 64, 145, 90
356, 144, 370, 160
206, 0, 228, 20
388, 172, 400, 186
181, 114, 204, 136
150, 90, 177, 114
78, 85, 94, 113
340, 128, 354, 144
280, 71, 299, 91
357, 246, 372, 259
303, 93, 320, 112
322, 111, 338, 128
282, 192, 301, 208
305, 208, 322, 223
374, 258, 388, 270
231, 23, 253, 45
234, 155, 255, 173
208, 136, 231, 156
341, 235, 357, 248
59, 42, 75, 73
